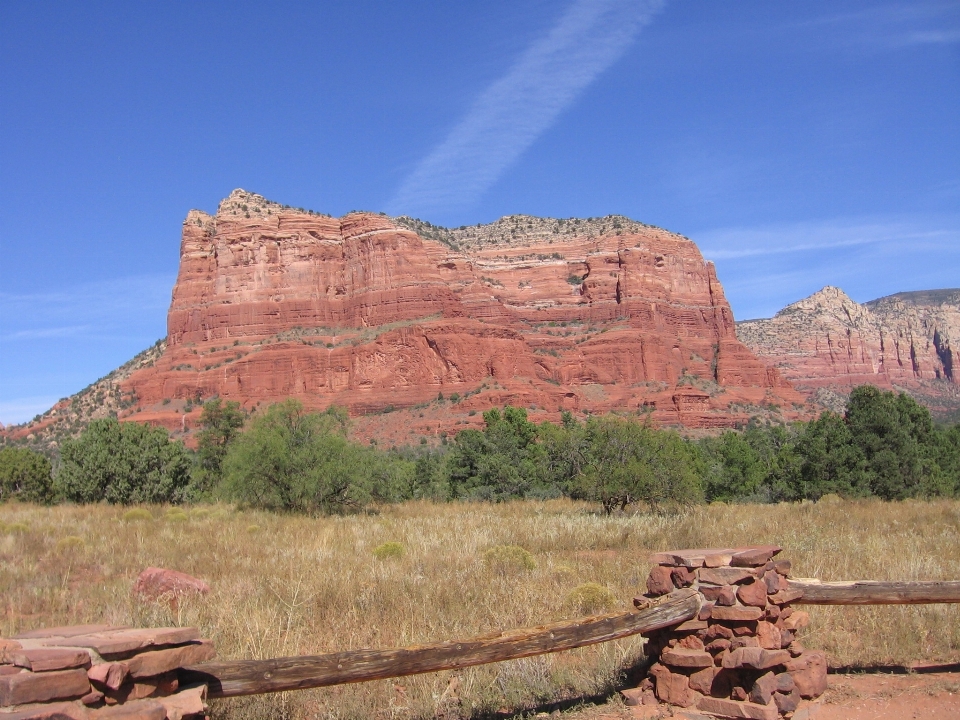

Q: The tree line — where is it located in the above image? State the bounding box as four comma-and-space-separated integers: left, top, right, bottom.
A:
2, 386, 958, 512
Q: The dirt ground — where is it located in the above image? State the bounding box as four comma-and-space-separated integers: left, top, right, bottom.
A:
560, 665, 960, 720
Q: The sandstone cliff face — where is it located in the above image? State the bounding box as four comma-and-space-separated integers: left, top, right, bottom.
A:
737, 286, 960, 417
4, 190, 803, 449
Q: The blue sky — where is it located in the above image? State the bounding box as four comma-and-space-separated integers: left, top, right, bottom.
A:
1, 0, 958, 424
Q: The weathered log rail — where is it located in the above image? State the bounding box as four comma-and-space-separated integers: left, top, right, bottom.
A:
181, 587, 701, 698
178, 578, 960, 699
788, 579, 960, 605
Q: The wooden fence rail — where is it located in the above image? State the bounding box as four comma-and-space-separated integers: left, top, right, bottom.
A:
788, 579, 960, 605
181, 588, 701, 698
180, 578, 960, 700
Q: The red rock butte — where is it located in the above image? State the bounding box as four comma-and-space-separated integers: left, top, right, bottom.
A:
110, 189, 802, 440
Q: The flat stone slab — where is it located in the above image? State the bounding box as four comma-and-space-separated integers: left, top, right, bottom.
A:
697, 695, 779, 720
709, 606, 763, 622
661, 648, 714, 668
697, 567, 755, 586
123, 640, 215, 678
7, 648, 91, 672
649, 546, 782, 569
0, 668, 90, 707
41, 628, 199, 657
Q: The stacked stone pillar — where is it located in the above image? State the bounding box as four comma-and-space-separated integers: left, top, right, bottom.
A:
630, 546, 826, 720
0, 625, 212, 719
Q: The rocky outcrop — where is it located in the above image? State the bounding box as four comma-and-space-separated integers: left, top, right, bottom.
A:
5, 190, 803, 448
737, 286, 960, 417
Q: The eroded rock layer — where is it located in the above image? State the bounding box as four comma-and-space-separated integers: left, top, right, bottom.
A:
4, 190, 803, 447
737, 286, 960, 417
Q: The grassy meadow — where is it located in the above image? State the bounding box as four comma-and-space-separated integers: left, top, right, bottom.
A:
2, 499, 960, 718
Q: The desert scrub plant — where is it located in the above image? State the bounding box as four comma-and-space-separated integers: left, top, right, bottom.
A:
122, 508, 153, 522
483, 544, 536, 572
564, 582, 616, 614
55, 535, 85, 554
165, 509, 188, 523
372, 541, 405, 560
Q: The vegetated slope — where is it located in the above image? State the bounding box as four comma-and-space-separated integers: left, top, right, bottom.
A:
2, 189, 802, 451
0, 341, 166, 456
737, 286, 960, 419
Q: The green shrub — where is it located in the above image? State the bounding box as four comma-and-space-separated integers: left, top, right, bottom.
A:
122, 508, 153, 522
0, 447, 53, 503
372, 541, 405, 560
57, 419, 191, 504
483, 545, 536, 572
564, 582, 616, 614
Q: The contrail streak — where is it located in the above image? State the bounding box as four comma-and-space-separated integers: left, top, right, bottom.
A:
388, 0, 664, 218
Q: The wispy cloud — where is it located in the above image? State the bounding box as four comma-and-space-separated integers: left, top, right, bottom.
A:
388, 0, 664, 218
699, 220, 958, 260
695, 215, 960, 321
788, 2, 960, 50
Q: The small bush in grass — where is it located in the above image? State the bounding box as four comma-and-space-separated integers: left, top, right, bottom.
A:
166, 508, 189, 523
6, 522, 28, 533
818, 493, 843, 504
483, 545, 535, 572
372, 541, 405, 560
564, 582, 616, 614
122, 508, 153, 522
246, 524, 260, 533
189, 507, 211, 519
56, 536, 85, 554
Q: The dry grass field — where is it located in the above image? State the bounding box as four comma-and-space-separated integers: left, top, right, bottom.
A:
2, 499, 959, 719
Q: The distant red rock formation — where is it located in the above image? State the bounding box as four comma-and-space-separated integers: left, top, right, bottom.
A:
114, 189, 800, 438
737, 286, 959, 417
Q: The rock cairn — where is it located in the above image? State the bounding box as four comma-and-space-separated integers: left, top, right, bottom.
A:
628, 546, 826, 720
0, 625, 213, 719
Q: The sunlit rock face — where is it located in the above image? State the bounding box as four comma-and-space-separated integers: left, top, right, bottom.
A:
116, 189, 801, 439
737, 286, 959, 417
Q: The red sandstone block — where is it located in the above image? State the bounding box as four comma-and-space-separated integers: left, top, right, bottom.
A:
0, 666, 22, 676
0, 668, 90, 706
762, 570, 782, 594
749, 670, 778, 705
737, 579, 769, 608
785, 651, 828, 698
646, 566, 674, 596
730, 546, 782, 568
756, 621, 782, 650
671, 566, 695, 588
674, 620, 708, 633
710, 605, 763, 622
104, 671, 177, 704
661, 648, 714, 668
704, 553, 734, 568
774, 559, 792, 576
123, 640, 215, 679
52, 628, 200, 657
783, 610, 810, 631
688, 665, 719, 694
88, 663, 129, 691
698, 695, 779, 720
678, 635, 705, 650
776, 672, 796, 693
697, 567, 754, 586
775, 688, 801, 713
8, 648, 91, 672
650, 663, 699, 707
768, 587, 804, 605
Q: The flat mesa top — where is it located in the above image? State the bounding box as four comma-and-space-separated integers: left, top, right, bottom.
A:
649, 546, 782, 569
